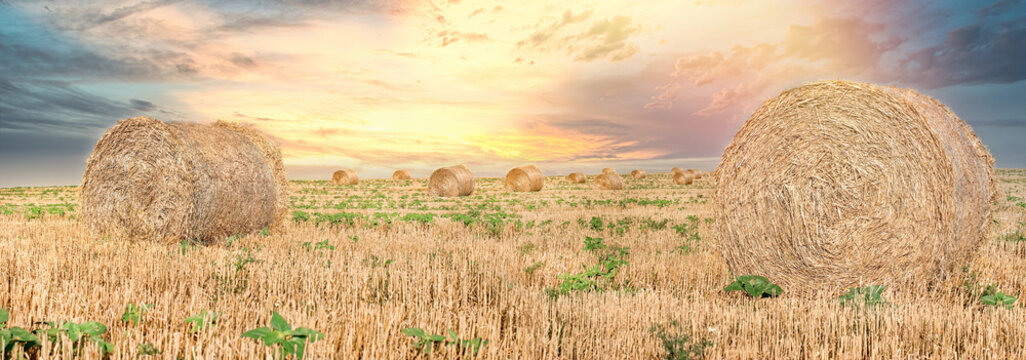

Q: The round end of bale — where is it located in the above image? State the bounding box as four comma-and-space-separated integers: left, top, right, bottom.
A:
673, 172, 694, 185
392, 169, 412, 180
567, 172, 587, 183
601, 167, 617, 176
594, 173, 624, 190
428, 164, 475, 197
714, 80, 996, 293
671, 167, 684, 176
332, 169, 359, 185
630, 169, 647, 179
81, 117, 290, 243
506, 165, 544, 192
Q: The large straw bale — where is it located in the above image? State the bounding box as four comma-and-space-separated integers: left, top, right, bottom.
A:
332, 169, 359, 185
567, 172, 587, 184
392, 169, 412, 180
81, 117, 289, 243
671, 167, 685, 176
428, 164, 475, 197
715, 80, 996, 292
594, 173, 624, 190
506, 165, 544, 192
630, 169, 647, 179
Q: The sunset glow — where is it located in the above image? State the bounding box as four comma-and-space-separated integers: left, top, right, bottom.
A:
2, 1, 1024, 185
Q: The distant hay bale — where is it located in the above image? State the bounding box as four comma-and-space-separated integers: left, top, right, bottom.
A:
332, 169, 359, 185
505, 165, 544, 192
81, 117, 290, 243
392, 169, 412, 180
686, 169, 703, 179
594, 173, 624, 190
601, 167, 616, 175
428, 164, 475, 197
671, 167, 685, 176
673, 172, 694, 185
567, 172, 587, 183
630, 169, 647, 179
715, 80, 996, 293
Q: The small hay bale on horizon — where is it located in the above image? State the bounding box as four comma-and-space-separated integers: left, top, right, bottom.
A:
80, 117, 290, 243
601, 167, 616, 175
506, 165, 544, 192
567, 172, 587, 184
671, 167, 685, 176
392, 169, 412, 180
332, 169, 359, 185
673, 172, 694, 185
428, 164, 475, 197
630, 169, 647, 179
594, 172, 624, 190
715, 80, 996, 293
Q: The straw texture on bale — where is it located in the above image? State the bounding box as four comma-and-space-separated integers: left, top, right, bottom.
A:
674, 172, 695, 185
601, 167, 617, 175
392, 169, 412, 180
567, 172, 587, 184
81, 117, 290, 243
630, 169, 647, 179
428, 164, 475, 197
332, 169, 359, 185
715, 80, 996, 293
671, 167, 685, 176
505, 165, 544, 192
594, 173, 624, 190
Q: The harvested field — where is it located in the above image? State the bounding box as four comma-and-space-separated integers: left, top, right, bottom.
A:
0, 169, 1024, 359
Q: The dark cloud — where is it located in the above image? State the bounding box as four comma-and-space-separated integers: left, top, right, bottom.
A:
0, 80, 143, 133
899, 20, 1026, 88
129, 99, 157, 111
978, 0, 1022, 17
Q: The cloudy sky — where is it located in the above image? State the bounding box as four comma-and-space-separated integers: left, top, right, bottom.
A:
1, 0, 1024, 186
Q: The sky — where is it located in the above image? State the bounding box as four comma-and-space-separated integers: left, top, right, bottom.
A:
0, 0, 1024, 186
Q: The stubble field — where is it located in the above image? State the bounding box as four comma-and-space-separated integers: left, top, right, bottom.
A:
1, 169, 1025, 359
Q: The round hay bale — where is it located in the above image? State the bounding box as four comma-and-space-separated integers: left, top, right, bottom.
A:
505, 165, 544, 192
567, 172, 587, 184
673, 172, 694, 185
392, 169, 412, 180
81, 117, 290, 243
685, 168, 703, 179
671, 167, 685, 176
601, 167, 617, 175
428, 164, 475, 197
630, 169, 647, 179
332, 169, 359, 185
715, 80, 996, 293
594, 173, 624, 190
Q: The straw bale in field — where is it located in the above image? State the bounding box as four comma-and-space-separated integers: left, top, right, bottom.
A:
631, 169, 647, 179
601, 167, 616, 175
673, 172, 694, 185
715, 80, 996, 292
671, 167, 685, 176
506, 165, 544, 192
567, 172, 587, 183
81, 117, 290, 243
428, 164, 475, 197
332, 169, 359, 185
594, 173, 624, 190
392, 169, 412, 180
